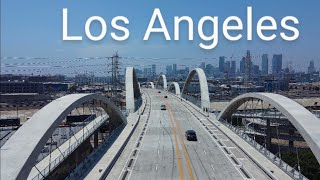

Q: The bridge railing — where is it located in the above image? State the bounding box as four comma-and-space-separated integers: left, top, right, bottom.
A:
32, 115, 109, 180
181, 93, 201, 108
219, 118, 307, 180
134, 96, 143, 112
65, 123, 125, 180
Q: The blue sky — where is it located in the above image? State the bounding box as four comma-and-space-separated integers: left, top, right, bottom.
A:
1, 0, 320, 74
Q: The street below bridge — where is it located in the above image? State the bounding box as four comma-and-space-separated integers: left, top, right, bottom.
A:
108, 89, 275, 180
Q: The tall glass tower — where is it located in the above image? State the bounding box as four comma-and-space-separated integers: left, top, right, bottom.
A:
262, 54, 268, 75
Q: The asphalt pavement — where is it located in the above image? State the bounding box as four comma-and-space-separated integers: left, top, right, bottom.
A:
109, 89, 274, 180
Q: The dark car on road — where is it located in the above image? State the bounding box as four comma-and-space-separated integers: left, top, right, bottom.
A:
185, 130, 197, 141
158, 91, 161, 93
160, 105, 166, 110
164, 95, 168, 98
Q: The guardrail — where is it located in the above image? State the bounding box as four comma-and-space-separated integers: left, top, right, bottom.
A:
32, 115, 109, 180
220, 118, 307, 180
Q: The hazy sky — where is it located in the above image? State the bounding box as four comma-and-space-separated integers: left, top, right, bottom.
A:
1, 0, 320, 75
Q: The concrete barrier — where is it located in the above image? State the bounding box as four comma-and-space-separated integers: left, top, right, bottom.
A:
80, 93, 150, 179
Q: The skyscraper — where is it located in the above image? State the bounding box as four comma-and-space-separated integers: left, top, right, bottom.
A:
240, 57, 245, 74
151, 64, 156, 76
272, 54, 282, 76
308, 60, 315, 73
253, 65, 260, 75
230, 60, 236, 76
262, 54, 268, 75
219, 56, 225, 73
173, 64, 177, 74
205, 64, 214, 76
224, 61, 231, 74
244, 50, 252, 84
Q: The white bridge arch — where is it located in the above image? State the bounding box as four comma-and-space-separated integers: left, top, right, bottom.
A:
218, 92, 320, 164
148, 82, 155, 89
181, 68, 210, 110
168, 82, 181, 95
156, 74, 167, 90
1, 93, 126, 180
125, 67, 141, 112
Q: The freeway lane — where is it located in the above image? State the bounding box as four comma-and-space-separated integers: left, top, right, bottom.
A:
115, 89, 272, 180
162, 92, 245, 180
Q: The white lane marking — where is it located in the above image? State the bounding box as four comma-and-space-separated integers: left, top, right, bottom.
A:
173, 93, 256, 179
157, 149, 160, 155
211, 130, 220, 132
118, 92, 152, 180
179, 99, 250, 180
155, 164, 158, 171
210, 164, 215, 171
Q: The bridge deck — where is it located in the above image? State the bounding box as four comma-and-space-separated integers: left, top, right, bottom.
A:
107, 89, 283, 180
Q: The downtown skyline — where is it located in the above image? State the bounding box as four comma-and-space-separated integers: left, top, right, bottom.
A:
1, 52, 318, 76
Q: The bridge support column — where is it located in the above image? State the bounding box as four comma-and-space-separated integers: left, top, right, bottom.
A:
94, 131, 99, 148
289, 128, 294, 147
266, 119, 271, 150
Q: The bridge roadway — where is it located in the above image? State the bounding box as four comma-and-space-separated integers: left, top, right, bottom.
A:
107, 89, 279, 180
